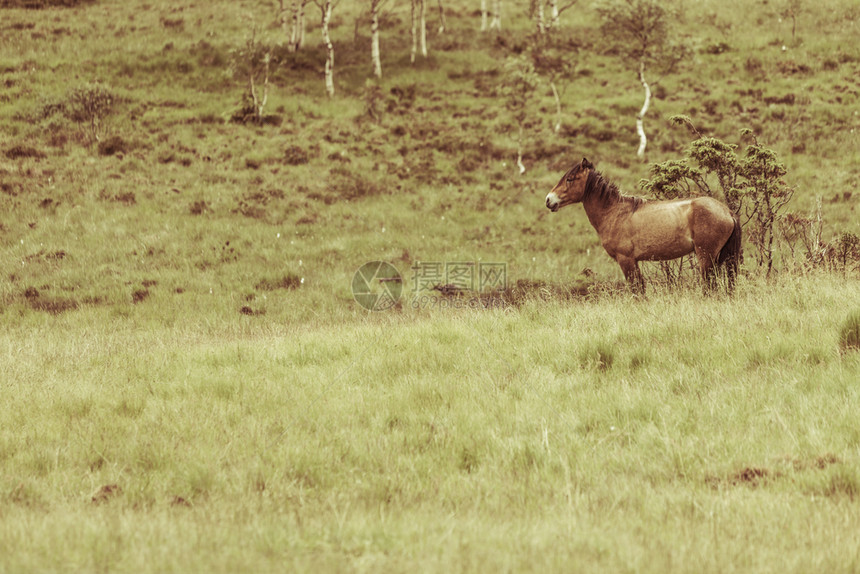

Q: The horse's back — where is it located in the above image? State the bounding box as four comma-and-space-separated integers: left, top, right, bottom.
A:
689, 196, 736, 230
620, 196, 734, 261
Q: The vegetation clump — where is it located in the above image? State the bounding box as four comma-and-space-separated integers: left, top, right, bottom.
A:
0, 0, 95, 6
839, 311, 860, 353
641, 117, 794, 276
255, 274, 301, 291
4, 145, 46, 159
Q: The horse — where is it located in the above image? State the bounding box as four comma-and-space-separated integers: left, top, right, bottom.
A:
545, 158, 741, 293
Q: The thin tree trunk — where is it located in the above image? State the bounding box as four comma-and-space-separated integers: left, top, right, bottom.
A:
279, 0, 291, 49
490, 0, 501, 30
516, 124, 525, 174
550, 0, 576, 30
480, 0, 488, 31
410, 0, 418, 63
297, 1, 305, 49
250, 52, 271, 122
636, 61, 651, 158
436, 0, 446, 34
535, 0, 545, 34
321, 0, 334, 97
419, 0, 427, 57
289, 0, 307, 52
550, 80, 562, 133
371, 0, 382, 78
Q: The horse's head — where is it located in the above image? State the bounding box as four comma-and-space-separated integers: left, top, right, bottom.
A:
545, 157, 594, 212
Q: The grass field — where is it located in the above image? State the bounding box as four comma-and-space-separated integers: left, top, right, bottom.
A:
1, 0, 860, 571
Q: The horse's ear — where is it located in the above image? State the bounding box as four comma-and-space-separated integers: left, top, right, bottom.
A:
581, 158, 594, 169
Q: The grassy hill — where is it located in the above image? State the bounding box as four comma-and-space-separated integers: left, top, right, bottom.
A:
1, 0, 860, 571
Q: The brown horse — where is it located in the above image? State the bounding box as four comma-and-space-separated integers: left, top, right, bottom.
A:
545, 158, 741, 293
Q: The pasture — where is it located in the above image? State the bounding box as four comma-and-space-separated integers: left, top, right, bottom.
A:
1, 0, 860, 571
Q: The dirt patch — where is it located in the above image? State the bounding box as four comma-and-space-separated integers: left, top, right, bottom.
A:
91, 484, 121, 504
22, 286, 79, 314
731, 467, 772, 486
131, 288, 149, 304
426, 278, 612, 309
170, 495, 192, 507
790, 453, 841, 471
710, 454, 843, 490
31, 298, 78, 314
763, 93, 796, 105
239, 305, 265, 316
255, 274, 301, 291
4, 145, 46, 160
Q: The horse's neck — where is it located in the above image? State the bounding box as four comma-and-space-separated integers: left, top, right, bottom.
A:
581, 192, 624, 234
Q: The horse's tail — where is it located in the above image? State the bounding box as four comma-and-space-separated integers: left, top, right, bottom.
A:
718, 215, 742, 289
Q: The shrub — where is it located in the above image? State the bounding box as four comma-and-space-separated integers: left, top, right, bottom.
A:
830, 232, 860, 273
97, 135, 128, 156
641, 118, 794, 277
255, 274, 301, 291
60, 83, 117, 145
579, 341, 615, 372
839, 311, 860, 353
327, 166, 387, 200
283, 145, 309, 165
4, 145, 46, 159
228, 28, 273, 125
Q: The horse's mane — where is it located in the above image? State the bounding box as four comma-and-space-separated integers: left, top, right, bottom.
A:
584, 170, 646, 211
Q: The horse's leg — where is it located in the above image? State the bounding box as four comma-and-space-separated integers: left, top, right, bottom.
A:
695, 246, 719, 292
617, 255, 645, 294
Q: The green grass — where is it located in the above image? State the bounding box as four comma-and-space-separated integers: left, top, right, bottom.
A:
1, 0, 860, 571
3, 276, 860, 572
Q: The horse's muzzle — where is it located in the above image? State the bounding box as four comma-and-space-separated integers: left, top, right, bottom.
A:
546, 195, 559, 212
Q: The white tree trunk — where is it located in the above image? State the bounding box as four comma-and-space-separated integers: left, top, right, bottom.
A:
288, 0, 307, 52
371, 1, 382, 78
419, 0, 428, 57
410, 0, 418, 63
535, 0, 545, 34
636, 61, 651, 158
436, 0, 446, 34
550, 80, 562, 133
480, 0, 488, 31
250, 52, 271, 121
297, 1, 305, 50
516, 125, 526, 174
278, 0, 296, 52
490, 0, 501, 31
550, 0, 559, 28
321, 0, 334, 97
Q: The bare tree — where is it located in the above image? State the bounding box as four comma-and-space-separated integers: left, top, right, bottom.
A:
489, 0, 501, 31
410, 0, 427, 63
501, 55, 539, 174
781, 0, 805, 44
313, 0, 338, 97
533, 0, 545, 34
530, 0, 579, 34
596, 0, 688, 159
436, 0, 446, 34
549, 0, 578, 29
420, 0, 428, 57
278, 0, 308, 52
370, 0, 386, 78
411, 0, 419, 62
529, 34, 576, 133
480, 0, 488, 31
229, 25, 272, 124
